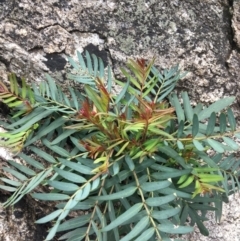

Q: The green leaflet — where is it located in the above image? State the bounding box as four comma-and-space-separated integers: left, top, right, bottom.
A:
207, 139, 225, 153
108, 200, 120, 241
29, 146, 57, 163
3, 167, 28, 181
31, 193, 70, 201
192, 114, 199, 137
206, 112, 216, 136
120, 217, 149, 241
158, 146, 188, 168
146, 194, 176, 207
227, 108, 236, 131
193, 139, 205, 151
91, 220, 103, 241
158, 224, 193, 234
198, 97, 235, 121
0, 178, 21, 187
18, 153, 45, 170
42, 139, 70, 157
35, 209, 63, 224
182, 92, 193, 121
115, 78, 130, 104
53, 167, 86, 183
10, 109, 54, 133
48, 181, 79, 192
8, 160, 36, 176
58, 158, 92, 175
141, 180, 171, 192
101, 203, 143, 232
91, 186, 137, 201
57, 214, 92, 232
134, 227, 155, 241
169, 93, 185, 122
45, 221, 60, 241
151, 208, 181, 220
0, 185, 17, 192
222, 136, 239, 150
219, 113, 226, 134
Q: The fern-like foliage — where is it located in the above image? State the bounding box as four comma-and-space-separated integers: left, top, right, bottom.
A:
0, 51, 240, 241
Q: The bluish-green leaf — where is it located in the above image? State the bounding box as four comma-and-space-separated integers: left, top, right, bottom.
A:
54, 167, 86, 183
115, 78, 130, 104
85, 50, 93, 75
177, 120, 184, 138
91, 177, 100, 191
92, 220, 103, 241
18, 153, 45, 170
222, 136, 239, 150
198, 97, 235, 121
91, 186, 136, 201
101, 203, 143, 232
193, 103, 203, 114
48, 181, 79, 192
42, 139, 70, 157
29, 146, 57, 163
32, 193, 70, 201
81, 183, 91, 200
77, 51, 86, 70
0, 185, 17, 192
45, 221, 60, 241
134, 227, 155, 241
158, 224, 193, 234
108, 200, 120, 241
58, 227, 88, 240
125, 155, 135, 171
35, 209, 63, 224
107, 66, 112, 92
51, 129, 77, 145
57, 214, 91, 232
146, 194, 176, 207
69, 87, 79, 110
22, 168, 53, 194
177, 140, 184, 150
68, 56, 80, 70
193, 139, 205, 151
46, 74, 57, 101
219, 113, 226, 134
227, 108, 236, 131
182, 92, 193, 121
169, 93, 185, 122
141, 180, 171, 192
207, 139, 225, 153
151, 169, 192, 180
25, 117, 66, 146
58, 159, 92, 175
11, 109, 54, 133
152, 207, 181, 220
3, 167, 28, 181
206, 112, 216, 136
158, 146, 188, 168
8, 160, 36, 176
0, 178, 21, 187
192, 114, 199, 137
120, 216, 149, 241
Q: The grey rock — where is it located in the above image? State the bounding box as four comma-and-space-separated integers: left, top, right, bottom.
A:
0, 0, 240, 240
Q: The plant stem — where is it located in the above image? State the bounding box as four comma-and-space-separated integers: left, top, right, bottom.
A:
133, 171, 162, 241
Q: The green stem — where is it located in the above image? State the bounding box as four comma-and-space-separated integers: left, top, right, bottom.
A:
133, 171, 162, 241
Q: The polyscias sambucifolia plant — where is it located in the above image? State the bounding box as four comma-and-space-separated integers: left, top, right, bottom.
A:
0, 51, 240, 241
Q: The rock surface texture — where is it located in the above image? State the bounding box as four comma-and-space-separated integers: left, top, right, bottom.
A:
0, 0, 240, 240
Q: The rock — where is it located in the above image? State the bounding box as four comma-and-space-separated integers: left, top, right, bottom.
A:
0, 0, 240, 240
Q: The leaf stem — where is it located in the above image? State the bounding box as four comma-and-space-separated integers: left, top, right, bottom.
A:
133, 171, 162, 240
